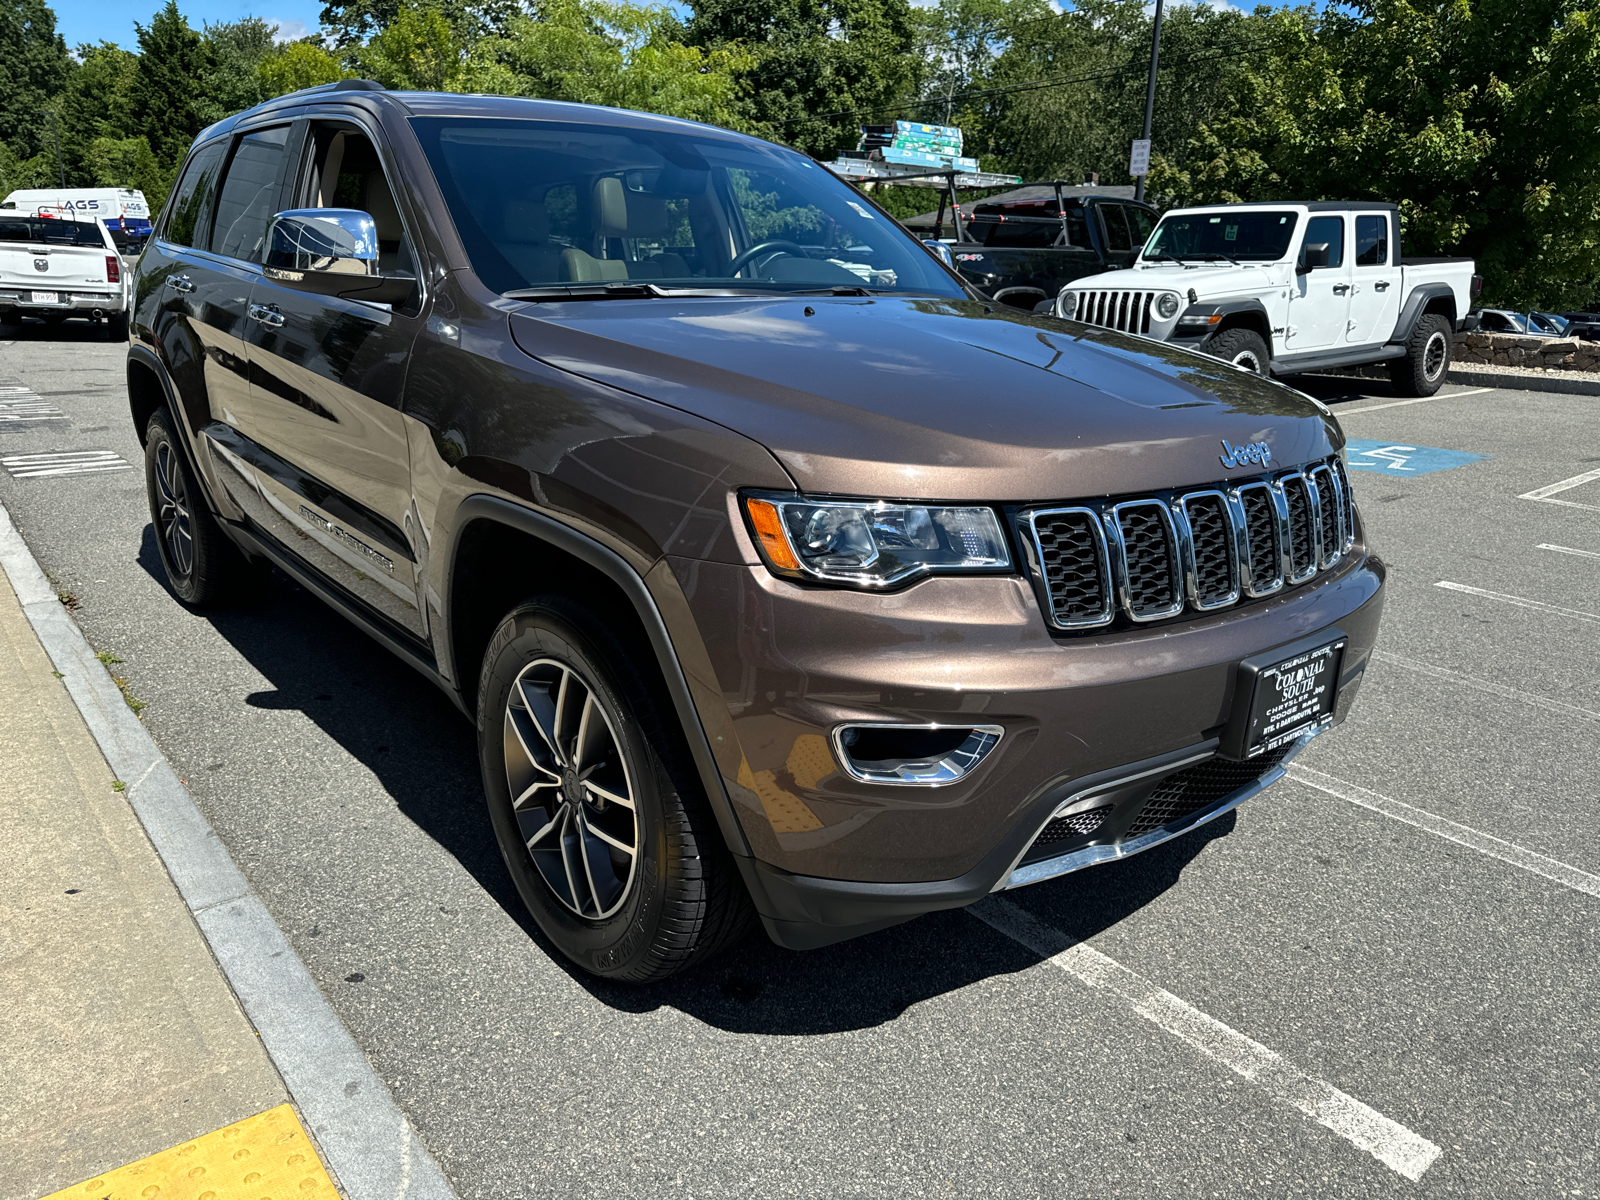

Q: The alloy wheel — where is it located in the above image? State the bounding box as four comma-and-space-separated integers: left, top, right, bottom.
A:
503, 658, 639, 920
1423, 331, 1448, 380
154, 441, 194, 578
1233, 350, 1263, 373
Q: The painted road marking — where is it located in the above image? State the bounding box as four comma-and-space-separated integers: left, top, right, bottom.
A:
1288, 765, 1600, 901
1519, 466, 1600, 514
1344, 439, 1489, 475
1435, 580, 1600, 627
41, 1103, 338, 1200
1537, 542, 1600, 561
970, 897, 1442, 1181
1334, 386, 1493, 415
1, 450, 132, 479
0, 382, 68, 424
1372, 649, 1600, 726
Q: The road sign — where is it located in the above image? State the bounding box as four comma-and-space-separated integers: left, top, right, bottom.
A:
1129, 138, 1151, 177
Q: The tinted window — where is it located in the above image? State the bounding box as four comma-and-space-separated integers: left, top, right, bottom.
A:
212, 126, 291, 263
1100, 205, 1131, 251
1355, 215, 1388, 266
971, 202, 1063, 249
1146, 210, 1298, 261
0, 217, 105, 246
165, 141, 227, 249
1300, 215, 1344, 269
1127, 206, 1155, 245
410, 116, 966, 297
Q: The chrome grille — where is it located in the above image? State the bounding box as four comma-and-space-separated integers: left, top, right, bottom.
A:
1023, 455, 1356, 630
1075, 290, 1154, 334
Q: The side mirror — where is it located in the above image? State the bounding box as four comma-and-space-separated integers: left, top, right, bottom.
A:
922, 238, 955, 268
262, 209, 414, 304
1296, 242, 1329, 275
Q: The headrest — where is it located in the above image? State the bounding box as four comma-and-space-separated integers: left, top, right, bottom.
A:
500, 200, 549, 244
592, 176, 628, 237
625, 193, 669, 238
362, 177, 402, 242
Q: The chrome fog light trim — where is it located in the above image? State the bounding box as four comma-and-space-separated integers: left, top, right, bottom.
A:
831, 722, 1004, 786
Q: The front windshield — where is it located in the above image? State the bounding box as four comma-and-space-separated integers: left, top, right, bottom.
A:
1143, 210, 1298, 262
410, 116, 965, 298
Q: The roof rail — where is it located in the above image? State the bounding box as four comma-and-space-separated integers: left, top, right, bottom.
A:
333, 78, 386, 91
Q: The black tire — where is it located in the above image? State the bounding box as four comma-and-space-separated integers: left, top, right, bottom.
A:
143, 408, 265, 605
1202, 326, 1271, 375
478, 596, 754, 982
106, 311, 130, 342
1388, 312, 1451, 397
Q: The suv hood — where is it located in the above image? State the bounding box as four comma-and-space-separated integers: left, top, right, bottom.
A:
1069, 263, 1284, 299
509, 295, 1337, 502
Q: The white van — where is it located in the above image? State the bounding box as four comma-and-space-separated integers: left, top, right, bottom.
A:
1, 188, 152, 250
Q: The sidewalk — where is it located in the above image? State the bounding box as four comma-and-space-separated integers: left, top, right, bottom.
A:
0, 564, 334, 1198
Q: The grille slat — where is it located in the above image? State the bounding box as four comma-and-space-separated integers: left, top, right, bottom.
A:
1124, 745, 1293, 838
1025, 456, 1353, 631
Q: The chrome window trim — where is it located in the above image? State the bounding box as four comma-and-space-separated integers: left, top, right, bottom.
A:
1175, 489, 1241, 610
1024, 506, 1115, 629
1106, 500, 1185, 622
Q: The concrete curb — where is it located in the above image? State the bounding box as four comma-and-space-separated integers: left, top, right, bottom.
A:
1444, 367, 1600, 396
0, 500, 455, 1200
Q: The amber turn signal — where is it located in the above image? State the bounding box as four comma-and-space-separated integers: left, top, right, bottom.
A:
743, 497, 801, 571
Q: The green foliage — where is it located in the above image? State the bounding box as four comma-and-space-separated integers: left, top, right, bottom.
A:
320, 0, 519, 48
127, 1, 211, 167
83, 135, 174, 210
0, 142, 57, 194
198, 17, 278, 123
0, 0, 73, 159
56, 41, 139, 183
686, 0, 919, 157
355, 1, 461, 89
259, 41, 351, 96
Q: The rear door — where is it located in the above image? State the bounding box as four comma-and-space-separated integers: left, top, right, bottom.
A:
1095, 203, 1137, 268
1286, 213, 1352, 352
233, 113, 429, 639
1345, 212, 1401, 344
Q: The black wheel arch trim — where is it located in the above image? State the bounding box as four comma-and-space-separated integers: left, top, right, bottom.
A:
125, 344, 227, 522
1177, 299, 1274, 348
444, 494, 755, 861
1389, 283, 1457, 344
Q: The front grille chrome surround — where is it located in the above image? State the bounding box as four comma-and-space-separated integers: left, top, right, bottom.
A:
1021, 454, 1355, 632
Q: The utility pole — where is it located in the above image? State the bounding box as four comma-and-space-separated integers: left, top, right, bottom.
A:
38, 109, 65, 189
1133, 0, 1165, 204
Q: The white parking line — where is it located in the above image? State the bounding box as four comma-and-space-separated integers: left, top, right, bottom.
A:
1518, 466, 1600, 513
1, 450, 133, 479
1435, 580, 1600, 626
1371, 649, 1600, 725
1537, 542, 1600, 561
970, 897, 1442, 1181
1334, 387, 1492, 416
1288, 765, 1600, 902
0, 383, 68, 424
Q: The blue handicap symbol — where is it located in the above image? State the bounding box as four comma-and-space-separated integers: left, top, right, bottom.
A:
1343, 438, 1489, 476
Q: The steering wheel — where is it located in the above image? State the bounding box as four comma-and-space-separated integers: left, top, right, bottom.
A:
727, 239, 808, 277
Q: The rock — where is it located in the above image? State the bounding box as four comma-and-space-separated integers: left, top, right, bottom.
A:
1515, 336, 1545, 350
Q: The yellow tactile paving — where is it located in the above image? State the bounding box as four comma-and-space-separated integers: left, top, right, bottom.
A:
41, 1104, 338, 1200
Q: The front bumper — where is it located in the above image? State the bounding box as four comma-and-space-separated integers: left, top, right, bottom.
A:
672, 539, 1385, 950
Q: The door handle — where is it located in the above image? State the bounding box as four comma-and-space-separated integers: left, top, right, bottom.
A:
248, 303, 284, 329
167, 275, 194, 294
1332, 283, 1350, 295
1374, 280, 1390, 291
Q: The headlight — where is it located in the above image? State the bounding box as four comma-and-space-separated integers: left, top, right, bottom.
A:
742, 493, 1011, 587
1058, 290, 1080, 319
1155, 292, 1180, 320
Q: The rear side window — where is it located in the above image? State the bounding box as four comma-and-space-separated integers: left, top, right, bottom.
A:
1355, 214, 1388, 266
212, 126, 292, 263
0, 217, 104, 245
1100, 205, 1131, 252
1127, 207, 1155, 246
1300, 215, 1345, 268
165, 141, 227, 249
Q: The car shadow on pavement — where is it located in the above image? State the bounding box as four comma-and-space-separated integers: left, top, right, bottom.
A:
135, 525, 1234, 1037
0, 317, 124, 344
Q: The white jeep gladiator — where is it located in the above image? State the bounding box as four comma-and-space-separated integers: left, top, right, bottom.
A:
1056, 202, 1480, 396
0, 213, 131, 339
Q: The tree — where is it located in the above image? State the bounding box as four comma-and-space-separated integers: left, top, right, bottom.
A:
354, 2, 461, 89
127, 1, 211, 167
83, 135, 174, 211
259, 40, 350, 96
0, 0, 73, 159
57, 41, 140, 183
686, 0, 920, 157
320, 0, 519, 49
199, 17, 278, 124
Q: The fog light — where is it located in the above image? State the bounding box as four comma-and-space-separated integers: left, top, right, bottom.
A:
832, 723, 1003, 786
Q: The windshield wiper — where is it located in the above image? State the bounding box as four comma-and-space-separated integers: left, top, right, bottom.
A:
1192, 252, 1241, 266
791, 285, 875, 296
504, 282, 795, 301
1142, 252, 1192, 266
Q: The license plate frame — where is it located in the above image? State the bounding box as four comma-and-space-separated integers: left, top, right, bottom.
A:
1219, 630, 1346, 760
30, 291, 60, 305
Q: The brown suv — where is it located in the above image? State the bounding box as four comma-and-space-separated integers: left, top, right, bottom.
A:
126, 83, 1384, 981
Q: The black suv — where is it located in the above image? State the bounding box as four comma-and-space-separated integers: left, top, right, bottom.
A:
128, 83, 1384, 981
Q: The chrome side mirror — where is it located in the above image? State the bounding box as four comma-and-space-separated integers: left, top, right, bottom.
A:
922, 238, 955, 268
262, 209, 414, 303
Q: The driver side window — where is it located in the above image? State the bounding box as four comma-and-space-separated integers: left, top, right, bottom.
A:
298, 124, 417, 280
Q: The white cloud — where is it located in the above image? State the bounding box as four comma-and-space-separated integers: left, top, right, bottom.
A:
270, 18, 312, 42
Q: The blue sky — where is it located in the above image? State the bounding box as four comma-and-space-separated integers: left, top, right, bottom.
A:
53, 0, 322, 51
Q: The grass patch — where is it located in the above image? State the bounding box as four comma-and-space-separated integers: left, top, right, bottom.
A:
95, 651, 123, 666
111, 780, 125, 792
57, 588, 81, 611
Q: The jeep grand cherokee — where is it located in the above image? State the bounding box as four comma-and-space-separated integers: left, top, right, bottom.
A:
126, 82, 1385, 981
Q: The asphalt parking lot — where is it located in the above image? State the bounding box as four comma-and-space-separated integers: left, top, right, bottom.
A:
1, 321, 1595, 1198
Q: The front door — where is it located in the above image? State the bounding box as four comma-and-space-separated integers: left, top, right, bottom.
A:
1345, 212, 1402, 344
1285, 214, 1352, 352
235, 118, 429, 640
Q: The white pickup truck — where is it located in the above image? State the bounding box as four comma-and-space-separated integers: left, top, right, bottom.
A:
0, 214, 130, 339
1056, 201, 1480, 396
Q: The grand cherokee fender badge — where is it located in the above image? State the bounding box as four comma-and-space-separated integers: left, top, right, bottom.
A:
1220, 439, 1272, 469
299, 505, 395, 573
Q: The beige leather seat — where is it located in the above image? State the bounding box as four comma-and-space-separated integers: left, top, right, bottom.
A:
362, 175, 414, 276
497, 200, 562, 285
561, 178, 629, 282
621, 194, 690, 279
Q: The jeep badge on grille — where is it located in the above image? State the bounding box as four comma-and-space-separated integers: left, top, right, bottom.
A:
1220, 439, 1272, 469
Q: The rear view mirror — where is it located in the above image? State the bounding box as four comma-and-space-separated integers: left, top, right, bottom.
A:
1296, 242, 1330, 275
263, 209, 414, 304
923, 238, 955, 268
